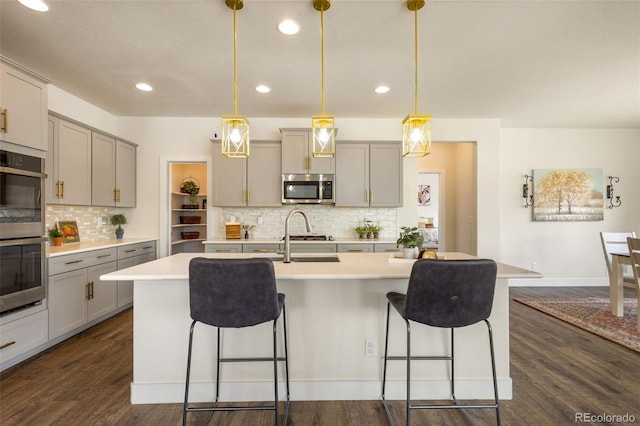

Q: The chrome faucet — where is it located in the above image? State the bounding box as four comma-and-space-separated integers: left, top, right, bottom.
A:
283, 208, 313, 263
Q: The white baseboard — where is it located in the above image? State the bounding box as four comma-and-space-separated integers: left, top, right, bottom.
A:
131, 379, 512, 404
508, 277, 608, 287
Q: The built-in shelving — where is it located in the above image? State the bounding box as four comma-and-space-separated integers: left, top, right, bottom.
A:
171, 192, 206, 253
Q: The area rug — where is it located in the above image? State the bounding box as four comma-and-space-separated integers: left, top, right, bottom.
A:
514, 297, 640, 353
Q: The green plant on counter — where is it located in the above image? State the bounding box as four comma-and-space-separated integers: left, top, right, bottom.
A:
48, 227, 63, 238
396, 226, 424, 248
355, 226, 367, 238
110, 214, 127, 231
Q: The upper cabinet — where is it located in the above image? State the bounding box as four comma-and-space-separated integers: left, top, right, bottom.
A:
47, 113, 137, 207
212, 142, 281, 207
91, 133, 136, 207
335, 142, 403, 207
0, 59, 49, 151
280, 129, 334, 175
46, 116, 92, 205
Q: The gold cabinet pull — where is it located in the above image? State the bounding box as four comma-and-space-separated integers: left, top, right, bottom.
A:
117, 189, 121, 202
369, 190, 373, 203
65, 259, 83, 265
60, 181, 65, 198
114, 189, 118, 202
246, 190, 250, 204
1, 108, 7, 132
348, 249, 364, 252
365, 189, 369, 203
252, 249, 268, 253
0, 341, 16, 350
215, 249, 232, 252
87, 282, 92, 300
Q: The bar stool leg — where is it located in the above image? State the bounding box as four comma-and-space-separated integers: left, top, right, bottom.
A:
183, 320, 197, 426
406, 320, 411, 426
381, 302, 393, 423
272, 320, 279, 425
282, 303, 290, 424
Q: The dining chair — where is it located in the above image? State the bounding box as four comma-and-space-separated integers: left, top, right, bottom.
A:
381, 258, 500, 425
183, 257, 290, 425
600, 232, 637, 287
626, 237, 640, 332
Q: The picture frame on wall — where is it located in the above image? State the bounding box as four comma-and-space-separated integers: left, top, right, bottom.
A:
57, 220, 80, 243
418, 184, 431, 206
532, 168, 604, 222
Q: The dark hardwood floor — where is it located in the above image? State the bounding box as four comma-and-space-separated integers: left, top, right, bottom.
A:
1, 287, 639, 425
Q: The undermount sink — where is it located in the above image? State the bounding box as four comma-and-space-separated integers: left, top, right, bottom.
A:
269, 255, 340, 263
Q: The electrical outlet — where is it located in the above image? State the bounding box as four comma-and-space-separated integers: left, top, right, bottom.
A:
531, 262, 538, 271
365, 337, 377, 358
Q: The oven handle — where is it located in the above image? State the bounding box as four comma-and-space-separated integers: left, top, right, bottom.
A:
0, 237, 47, 247
0, 166, 46, 179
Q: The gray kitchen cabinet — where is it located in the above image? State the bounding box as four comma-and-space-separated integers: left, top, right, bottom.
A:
280, 129, 334, 175
46, 116, 92, 205
337, 243, 374, 253
205, 243, 242, 253
374, 243, 401, 253
212, 142, 281, 207
290, 243, 336, 253
0, 307, 48, 369
116, 241, 156, 307
92, 132, 137, 207
242, 243, 280, 254
48, 248, 118, 339
335, 142, 402, 207
0, 59, 48, 151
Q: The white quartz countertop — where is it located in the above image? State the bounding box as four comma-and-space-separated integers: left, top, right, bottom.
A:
101, 252, 541, 281
46, 237, 157, 257
203, 237, 398, 244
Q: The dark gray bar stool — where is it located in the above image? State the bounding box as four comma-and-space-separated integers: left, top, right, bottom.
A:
183, 257, 290, 425
381, 258, 500, 425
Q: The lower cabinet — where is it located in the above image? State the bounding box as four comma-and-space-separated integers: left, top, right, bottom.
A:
0, 308, 48, 367
48, 260, 117, 340
116, 241, 156, 307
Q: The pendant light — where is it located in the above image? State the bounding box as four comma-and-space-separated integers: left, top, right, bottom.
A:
402, 0, 431, 158
221, 0, 250, 158
311, 0, 335, 158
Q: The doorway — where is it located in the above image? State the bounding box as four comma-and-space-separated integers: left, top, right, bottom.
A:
159, 155, 212, 257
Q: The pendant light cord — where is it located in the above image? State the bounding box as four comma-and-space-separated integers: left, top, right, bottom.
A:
414, 8, 418, 115
233, 7, 238, 115
320, 9, 325, 115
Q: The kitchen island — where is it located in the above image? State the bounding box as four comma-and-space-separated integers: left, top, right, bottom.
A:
101, 252, 540, 404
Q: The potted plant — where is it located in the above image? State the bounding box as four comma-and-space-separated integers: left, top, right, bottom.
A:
110, 214, 127, 239
355, 226, 367, 239
48, 227, 63, 246
396, 226, 424, 259
180, 179, 200, 205
370, 225, 382, 239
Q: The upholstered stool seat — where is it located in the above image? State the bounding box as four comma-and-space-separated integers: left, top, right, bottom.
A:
183, 257, 290, 425
381, 258, 500, 425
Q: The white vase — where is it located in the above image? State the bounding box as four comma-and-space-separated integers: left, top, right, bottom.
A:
402, 247, 418, 259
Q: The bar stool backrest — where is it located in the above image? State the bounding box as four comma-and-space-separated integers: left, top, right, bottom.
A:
404, 259, 498, 328
627, 237, 640, 289
188, 257, 280, 328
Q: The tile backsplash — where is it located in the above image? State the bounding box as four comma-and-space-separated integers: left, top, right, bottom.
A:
218, 205, 398, 239
47, 205, 116, 241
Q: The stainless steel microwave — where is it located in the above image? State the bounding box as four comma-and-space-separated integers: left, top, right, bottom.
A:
282, 174, 334, 205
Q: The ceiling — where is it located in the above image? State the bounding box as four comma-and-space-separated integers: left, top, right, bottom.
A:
1, 0, 638, 128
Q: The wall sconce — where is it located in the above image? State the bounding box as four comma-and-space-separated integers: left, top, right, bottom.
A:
522, 174, 533, 208
606, 176, 621, 209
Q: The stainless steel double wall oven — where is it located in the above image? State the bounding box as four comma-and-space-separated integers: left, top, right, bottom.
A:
0, 149, 47, 314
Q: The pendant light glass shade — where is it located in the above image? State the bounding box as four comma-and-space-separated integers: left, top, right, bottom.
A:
221, 115, 250, 157
402, 114, 431, 157
311, 0, 335, 158
402, 0, 431, 158
312, 115, 335, 157
222, 0, 249, 158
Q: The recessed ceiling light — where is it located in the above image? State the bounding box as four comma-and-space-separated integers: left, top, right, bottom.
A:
278, 19, 300, 35
135, 82, 153, 92
17, 0, 49, 12
255, 85, 271, 94
375, 86, 390, 94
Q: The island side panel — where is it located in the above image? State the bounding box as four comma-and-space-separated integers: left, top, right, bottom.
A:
131, 276, 511, 403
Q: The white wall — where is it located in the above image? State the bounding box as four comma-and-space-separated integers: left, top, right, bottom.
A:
500, 128, 640, 286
